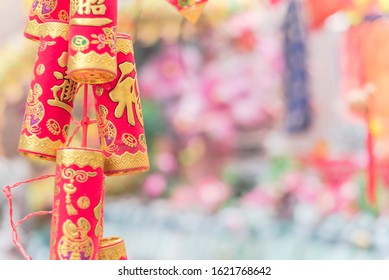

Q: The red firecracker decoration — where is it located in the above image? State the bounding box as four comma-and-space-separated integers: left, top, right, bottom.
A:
49, 147, 105, 260
68, 0, 118, 84
19, 20, 77, 161
93, 33, 149, 176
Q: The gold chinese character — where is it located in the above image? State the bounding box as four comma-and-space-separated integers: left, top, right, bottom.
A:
47, 52, 78, 114
76, 0, 107, 16
109, 62, 144, 127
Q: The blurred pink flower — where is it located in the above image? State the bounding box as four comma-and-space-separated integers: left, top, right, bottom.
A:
195, 177, 231, 212
155, 152, 177, 173
169, 185, 197, 210
143, 173, 167, 198
241, 186, 275, 208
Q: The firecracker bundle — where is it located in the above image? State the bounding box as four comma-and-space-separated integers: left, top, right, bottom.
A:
19, 0, 150, 260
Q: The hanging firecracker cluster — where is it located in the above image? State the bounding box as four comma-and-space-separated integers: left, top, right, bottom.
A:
19, 0, 149, 260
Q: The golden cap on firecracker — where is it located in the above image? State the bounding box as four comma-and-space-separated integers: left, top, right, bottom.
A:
98, 237, 128, 260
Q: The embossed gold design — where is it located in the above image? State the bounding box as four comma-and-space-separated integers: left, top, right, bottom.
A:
57, 148, 105, 169
68, 51, 116, 84
36, 64, 46, 75
105, 150, 149, 176
117, 37, 133, 55
24, 19, 41, 41
48, 52, 78, 114
72, 0, 107, 16
23, 84, 44, 135
58, 10, 69, 21
93, 198, 103, 237
40, 21, 70, 40
122, 133, 137, 148
18, 134, 63, 161
139, 134, 147, 149
70, 18, 113, 26
46, 119, 61, 135
109, 62, 144, 126
77, 196, 91, 209
62, 125, 70, 139
61, 167, 97, 215
95, 86, 104, 96
96, 105, 118, 153
98, 237, 127, 260
50, 199, 60, 247
58, 218, 94, 260
91, 26, 117, 53
30, 0, 58, 21
39, 40, 56, 52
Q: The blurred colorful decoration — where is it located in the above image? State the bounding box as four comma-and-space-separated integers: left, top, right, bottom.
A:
282, 0, 312, 133
305, 0, 353, 29
166, 0, 208, 24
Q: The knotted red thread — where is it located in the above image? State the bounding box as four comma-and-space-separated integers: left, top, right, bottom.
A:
2, 174, 55, 260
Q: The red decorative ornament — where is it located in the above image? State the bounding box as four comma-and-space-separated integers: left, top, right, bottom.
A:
166, 0, 208, 24
68, 0, 118, 84
93, 33, 150, 176
49, 147, 105, 260
18, 20, 77, 161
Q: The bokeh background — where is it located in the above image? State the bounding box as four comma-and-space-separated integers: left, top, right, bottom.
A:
2, 0, 389, 260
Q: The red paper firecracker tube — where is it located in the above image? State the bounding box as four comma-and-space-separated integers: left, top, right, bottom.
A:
50, 147, 105, 260
24, 0, 70, 42
68, 0, 118, 84
19, 21, 78, 161
93, 33, 149, 176
97, 237, 128, 260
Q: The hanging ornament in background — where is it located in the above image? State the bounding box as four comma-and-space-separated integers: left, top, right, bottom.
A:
305, 0, 353, 29
93, 33, 149, 176
281, 0, 312, 134
18, 21, 78, 161
166, 0, 208, 24
49, 147, 105, 260
24, 0, 70, 41
68, 0, 118, 84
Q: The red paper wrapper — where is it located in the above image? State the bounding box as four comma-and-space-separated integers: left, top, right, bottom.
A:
167, 0, 208, 24
24, 0, 70, 42
19, 21, 77, 161
98, 237, 128, 260
50, 147, 105, 260
93, 33, 149, 176
68, 0, 118, 84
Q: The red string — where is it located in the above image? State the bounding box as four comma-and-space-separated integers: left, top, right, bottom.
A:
2, 174, 55, 260
81, 85, 90, 147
